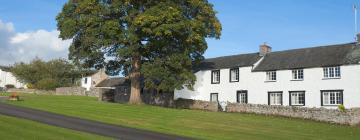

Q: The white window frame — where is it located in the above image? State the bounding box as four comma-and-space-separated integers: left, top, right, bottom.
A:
230, 68, 239, 82
266, 71, 277, 81
210, 93, 218, 102
289, 91, 305, 106
323, 66, 341, 79
292, 69, 304, 80
321, 90, 343, 106
268, 92, 282, 105
211, 70, 220, 84
236, 90, 247, 104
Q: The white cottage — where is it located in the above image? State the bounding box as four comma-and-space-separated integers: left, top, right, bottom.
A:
80, 69, 108, 91
0, 66, 24, 89
175, 42, 360, 108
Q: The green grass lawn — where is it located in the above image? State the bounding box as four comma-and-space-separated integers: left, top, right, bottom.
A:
3, 93, 360, 140
0, 114, 112, 140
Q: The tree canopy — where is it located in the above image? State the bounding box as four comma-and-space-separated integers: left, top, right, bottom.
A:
11, 58, 85, 90
57, 0, 221, 103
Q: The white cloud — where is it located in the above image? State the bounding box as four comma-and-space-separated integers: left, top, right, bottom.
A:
0, 20, 72, 66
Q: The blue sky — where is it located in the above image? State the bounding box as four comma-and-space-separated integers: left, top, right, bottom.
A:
0, 0, 359, 65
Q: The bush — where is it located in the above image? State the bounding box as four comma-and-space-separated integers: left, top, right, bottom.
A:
35, 78, 59, 90
5, 84, 15, 89
26, 83, 34, 89
338, 104, 346, 112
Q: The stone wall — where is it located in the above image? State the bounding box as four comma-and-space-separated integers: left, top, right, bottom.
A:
175, 98, 219, 112
100, 88, 219, 112
141, 89, 175, 107
7, 88, 55, 94
226, 103, 360, 125
88, 88, 113, 98
55, 87, 86, 96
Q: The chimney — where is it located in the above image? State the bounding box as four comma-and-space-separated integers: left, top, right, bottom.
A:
259, 42, 272, 56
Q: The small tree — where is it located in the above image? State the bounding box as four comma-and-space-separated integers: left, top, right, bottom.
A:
11, 58, 85, 90
57, 0, 222, 104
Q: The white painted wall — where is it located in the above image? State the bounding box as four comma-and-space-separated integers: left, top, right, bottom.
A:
81, 76, 92, 91
175, 64, 360, 108
0, 69, 24, 88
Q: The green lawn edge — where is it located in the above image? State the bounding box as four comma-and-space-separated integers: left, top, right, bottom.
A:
3, 93, 360, 140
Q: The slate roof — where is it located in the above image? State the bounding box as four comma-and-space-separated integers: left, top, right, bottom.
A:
194, 42, 360, 72
253, 42, 360, 71
194, 53, 262, 71
96, 77, 130, 87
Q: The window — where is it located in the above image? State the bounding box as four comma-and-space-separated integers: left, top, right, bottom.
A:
266, 71, 277, 81
236, 90, 247, 104
210, 93, 218, 102
84, 78, 88, 84
289, 91, 305, 106
292, 69, 304, 80
321, 90, 343, 106
268, 92, 282, 105
323, 66, 341, 79
229, 68, 239, 82
211, 70, 220, 84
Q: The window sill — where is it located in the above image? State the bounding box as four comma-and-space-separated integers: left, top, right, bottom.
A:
322, 77, 341, 80
265, 80, 276, 82
229, 80, 239, 83
211, 82, 220, 84
322, 104, 341, 106
290, 79, 303, 81
290, 104, 305, 106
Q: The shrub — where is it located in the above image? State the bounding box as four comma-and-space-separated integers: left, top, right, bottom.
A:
26, 83, 34, 89
338, 104, 346, 112
5, 84, 15, 89
35, 78, 59, 90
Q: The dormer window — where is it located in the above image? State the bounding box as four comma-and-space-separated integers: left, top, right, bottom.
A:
323, 66, 340, 79
292, 69, 304, 80
229, 68, 239, 82
211, 70, 220, 84
266, 71, 276, 81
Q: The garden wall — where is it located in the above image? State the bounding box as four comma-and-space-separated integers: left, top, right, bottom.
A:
100, 88, 219, 112
55, 87, 86, 96
174, 98, 219, 112
7, 88, 55, 94
226, 103, 360, 125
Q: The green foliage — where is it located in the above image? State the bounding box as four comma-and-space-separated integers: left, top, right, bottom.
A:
5, 84, 15, 89
57, 0, 222, 91
35, 78, 59, 90
11, 58, 84, 90
338, 104, 346, 112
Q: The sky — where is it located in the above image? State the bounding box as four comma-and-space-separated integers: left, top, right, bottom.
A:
0, 0, 359, 65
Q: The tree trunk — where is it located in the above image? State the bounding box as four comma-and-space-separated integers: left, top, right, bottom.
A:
129, 55, 142, 104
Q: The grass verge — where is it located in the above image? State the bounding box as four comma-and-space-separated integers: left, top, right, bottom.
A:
6, 93, 360, 140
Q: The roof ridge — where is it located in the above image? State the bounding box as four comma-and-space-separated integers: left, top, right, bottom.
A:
205, 52, 259, 60
267, 42, 356, 54
204, 42, 356, 60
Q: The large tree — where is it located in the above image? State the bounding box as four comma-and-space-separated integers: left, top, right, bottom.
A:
57, 0, 221, 104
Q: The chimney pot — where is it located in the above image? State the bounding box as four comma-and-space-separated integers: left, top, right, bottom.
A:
259, 42, 272, 56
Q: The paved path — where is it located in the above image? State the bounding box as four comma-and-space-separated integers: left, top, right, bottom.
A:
0, 103, 193, 140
